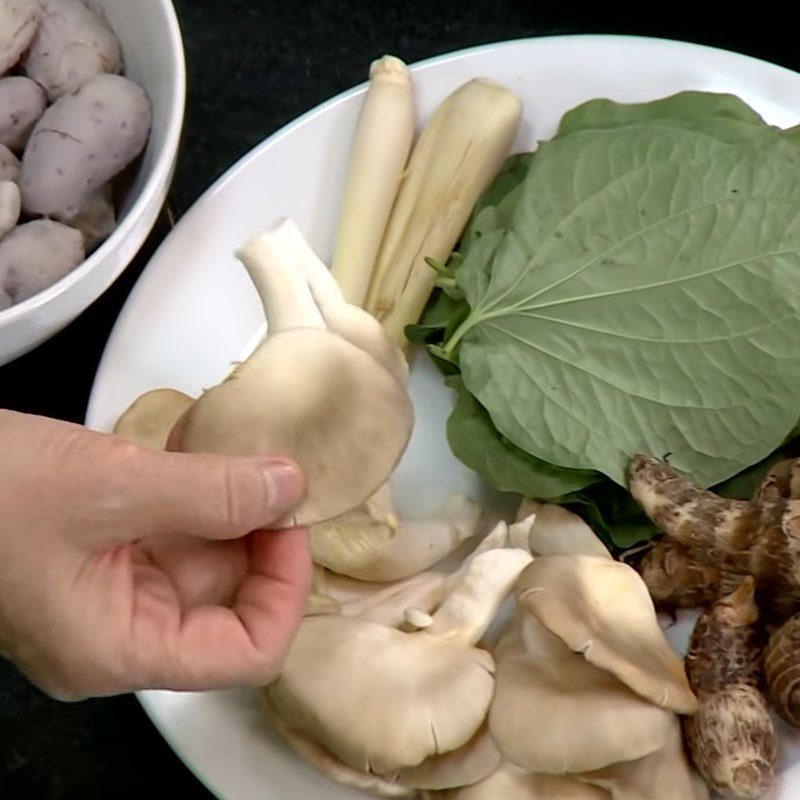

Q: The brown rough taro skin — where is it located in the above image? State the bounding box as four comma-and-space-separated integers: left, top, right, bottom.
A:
765, 612, 800, 727
637, 538, 744, 611
684, 578, 777, 800
629, 454, 800, 619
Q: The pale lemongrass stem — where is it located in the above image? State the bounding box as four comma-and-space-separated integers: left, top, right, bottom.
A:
365, 79, 523, 344
331, 55, 415, 308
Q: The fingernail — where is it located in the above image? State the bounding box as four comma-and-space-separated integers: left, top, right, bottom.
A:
261, 459, 306, 521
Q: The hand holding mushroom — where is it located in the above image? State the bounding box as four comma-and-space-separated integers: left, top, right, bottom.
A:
0, 409, 311, 700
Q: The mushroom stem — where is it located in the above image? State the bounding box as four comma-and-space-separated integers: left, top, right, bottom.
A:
236, 222, 326, 334
519, 500, 612, 559
404, 608, 435, 630
342, 572, 447, 628
275, 219, 410, 383
278, 217, 345, 309
508, 514, 535, 552
428, 549, 533, 646
444, 520, 509, 593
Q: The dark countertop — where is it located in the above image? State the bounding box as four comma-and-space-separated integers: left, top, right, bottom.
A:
1, 2, 799, 797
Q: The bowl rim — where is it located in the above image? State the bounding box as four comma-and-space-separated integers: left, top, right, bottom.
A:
0, 0, 188, 325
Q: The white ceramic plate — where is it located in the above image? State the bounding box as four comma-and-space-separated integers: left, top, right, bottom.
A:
87, 34, 800, 800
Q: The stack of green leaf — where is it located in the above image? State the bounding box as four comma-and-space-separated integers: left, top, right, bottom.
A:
409, 92, 800, 549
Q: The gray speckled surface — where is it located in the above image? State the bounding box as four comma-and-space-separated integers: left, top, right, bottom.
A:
0, 1, 798, 797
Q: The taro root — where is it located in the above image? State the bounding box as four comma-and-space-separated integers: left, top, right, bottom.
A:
764, 611, 800, 727
683, 578, 777, 800
628, 453, 800, 617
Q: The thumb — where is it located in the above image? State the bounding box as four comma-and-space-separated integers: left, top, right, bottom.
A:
107, 445, 306, 542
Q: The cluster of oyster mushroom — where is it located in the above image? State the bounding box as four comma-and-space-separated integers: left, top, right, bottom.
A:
262, 501, 708, 799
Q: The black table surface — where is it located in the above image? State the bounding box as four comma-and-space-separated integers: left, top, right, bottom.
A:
2, 2, 799, 797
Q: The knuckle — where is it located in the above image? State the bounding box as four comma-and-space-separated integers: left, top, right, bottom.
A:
216, 460, 262, 533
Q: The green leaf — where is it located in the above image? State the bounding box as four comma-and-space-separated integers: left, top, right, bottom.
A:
426, 345, 461, 375
408, 289, 470, 348
556, 91, 767, 136
459, 153, 535, 250
714, 433, 800, 499
449, 122, 800, 487
445, 377, 601, 499
471, 152, 534, 217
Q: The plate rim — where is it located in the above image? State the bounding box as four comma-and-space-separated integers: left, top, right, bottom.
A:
87, 32, 800, 800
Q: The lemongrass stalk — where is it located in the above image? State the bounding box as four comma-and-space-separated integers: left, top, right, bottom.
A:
365, 78, 523, 346
331, 55, 414, 307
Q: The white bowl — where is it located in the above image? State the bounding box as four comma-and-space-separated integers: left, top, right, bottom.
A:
0, 0, 186, 366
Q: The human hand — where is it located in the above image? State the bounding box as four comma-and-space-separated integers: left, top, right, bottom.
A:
0, 410, 310, 701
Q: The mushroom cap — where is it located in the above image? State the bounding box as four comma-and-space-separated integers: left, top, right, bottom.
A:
179, 327, 414, 526
113, 389, 194, 450
489, 647, 675, 774
516, 555, 697, 714
578, 716, 710, 800
434, 761, 611, 799
261, 692, 415, 798
267, 615, 495, 774
394, 722, 502, 790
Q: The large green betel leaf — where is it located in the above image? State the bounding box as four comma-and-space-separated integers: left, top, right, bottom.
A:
448, 124, 800, 487
445, 377, 601, 499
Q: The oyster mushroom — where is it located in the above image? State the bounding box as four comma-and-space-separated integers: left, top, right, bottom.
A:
393, 722, 502, 790
578, 716, 709, 800
517, 500, 611, 559
177, 219, 414, 526
488, 627, 675, 775
311, 490, 483, 582
267, 548, 532, 774
515, 555, 697, 713
262, 693, 415, 798
428, 762, 611, 799
113, 389, 194, 450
